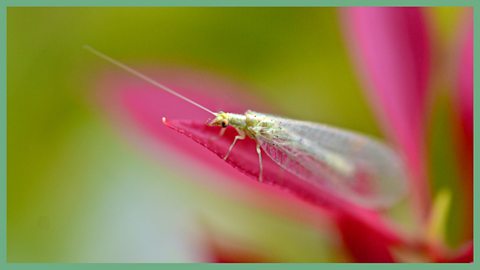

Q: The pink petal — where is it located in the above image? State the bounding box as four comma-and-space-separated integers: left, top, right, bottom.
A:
341, 7, 432, 220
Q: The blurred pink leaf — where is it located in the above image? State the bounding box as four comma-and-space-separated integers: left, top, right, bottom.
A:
341, 7, 432, 221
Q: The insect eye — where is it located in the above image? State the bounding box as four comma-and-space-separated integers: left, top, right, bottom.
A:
221, 120, 228, 128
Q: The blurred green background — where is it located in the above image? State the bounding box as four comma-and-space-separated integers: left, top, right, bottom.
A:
7, 7, 468, 262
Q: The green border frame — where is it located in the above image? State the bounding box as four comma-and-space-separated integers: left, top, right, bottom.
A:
0, 0, 476, 268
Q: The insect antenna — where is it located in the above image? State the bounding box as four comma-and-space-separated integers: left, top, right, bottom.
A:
83, 45, 217, 116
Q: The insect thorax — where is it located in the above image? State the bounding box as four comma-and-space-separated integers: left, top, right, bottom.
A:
225, 111, 277, 139
244, 111, 277, 138
225, 113, 247, 129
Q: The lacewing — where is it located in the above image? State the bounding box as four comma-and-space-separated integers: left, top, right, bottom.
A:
85, 45, 407, 209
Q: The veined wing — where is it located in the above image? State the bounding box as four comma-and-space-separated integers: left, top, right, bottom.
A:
251, 111, 407, 208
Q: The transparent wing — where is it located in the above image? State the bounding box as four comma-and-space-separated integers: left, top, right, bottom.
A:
252, 111, 407, 208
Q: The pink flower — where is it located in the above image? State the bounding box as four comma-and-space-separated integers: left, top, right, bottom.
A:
92, 7, 472, 263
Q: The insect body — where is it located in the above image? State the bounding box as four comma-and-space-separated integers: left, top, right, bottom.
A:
208, 111, 277, 182
85, 45, 407, 208
209, 110, 355, 183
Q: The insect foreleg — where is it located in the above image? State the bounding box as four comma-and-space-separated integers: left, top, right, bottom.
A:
219, 127, 227, 137
207, 127, 227, 141
256, 143, 263, 182
223, 129, 245, 160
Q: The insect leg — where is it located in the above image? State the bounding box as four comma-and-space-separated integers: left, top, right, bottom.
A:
207, 127, 227, 141
219, 127, 227, 137
256, 143, 263, 182
223, 129, 245, 160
